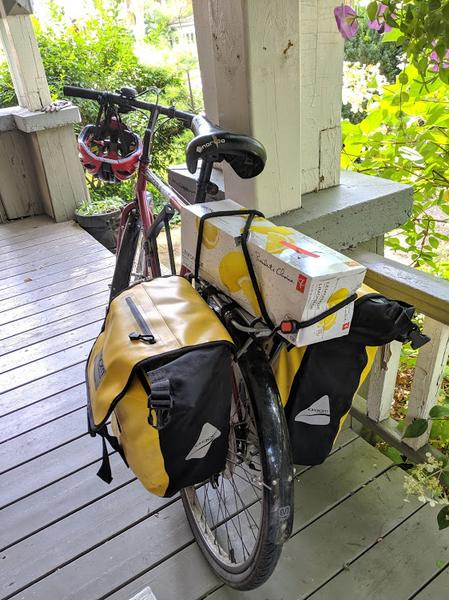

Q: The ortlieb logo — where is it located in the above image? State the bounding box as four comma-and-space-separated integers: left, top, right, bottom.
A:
186, 423, 221, 460
93, 351, 106, 389
295, 395, 330, 425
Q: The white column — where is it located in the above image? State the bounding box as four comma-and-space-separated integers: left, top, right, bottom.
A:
0, 0, 89, 222
192, 0, 301, 217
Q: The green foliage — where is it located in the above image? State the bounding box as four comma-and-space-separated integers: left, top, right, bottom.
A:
342, 65, 449, 273
0, 0, 193, 211
366, 1, 449, 86
403, 418, 429, 438
76, 194, 125, 216
344, 10, 402, 83
437, 505, 449, 530
144, 10, 174, 48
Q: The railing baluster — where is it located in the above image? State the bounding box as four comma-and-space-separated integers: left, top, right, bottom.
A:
403, 317, 449, 451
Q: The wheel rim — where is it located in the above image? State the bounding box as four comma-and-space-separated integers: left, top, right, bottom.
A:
183, 365, 268, 572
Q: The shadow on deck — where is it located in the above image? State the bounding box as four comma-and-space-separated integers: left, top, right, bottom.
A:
0, 217, 447, 600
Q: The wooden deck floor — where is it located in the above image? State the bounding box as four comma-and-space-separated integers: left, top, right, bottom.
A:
0, 216, 448, 600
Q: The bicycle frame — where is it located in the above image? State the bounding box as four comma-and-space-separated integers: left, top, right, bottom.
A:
115, 105, 206, 280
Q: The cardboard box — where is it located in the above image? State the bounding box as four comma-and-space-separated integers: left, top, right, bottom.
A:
181, 199, 366, 346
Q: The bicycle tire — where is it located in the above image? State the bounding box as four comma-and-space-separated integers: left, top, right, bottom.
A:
181, 334, 294, 591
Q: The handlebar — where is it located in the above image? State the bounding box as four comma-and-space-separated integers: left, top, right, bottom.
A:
63, 85, 195, 127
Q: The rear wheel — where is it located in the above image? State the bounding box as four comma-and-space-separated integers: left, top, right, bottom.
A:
181, 338, 294, 590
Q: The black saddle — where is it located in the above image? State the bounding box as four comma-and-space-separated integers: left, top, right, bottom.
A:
186, 115, 266, 179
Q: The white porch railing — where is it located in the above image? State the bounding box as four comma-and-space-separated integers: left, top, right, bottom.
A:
348, 249, 449, 462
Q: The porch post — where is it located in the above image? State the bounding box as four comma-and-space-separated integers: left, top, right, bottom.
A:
192, 0, 301, 217
0, 0, 89, 222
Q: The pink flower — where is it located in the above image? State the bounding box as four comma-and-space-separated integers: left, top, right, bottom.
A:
368, 4, 394, 33
334, 4, 359, 40
429, 49, 449, 72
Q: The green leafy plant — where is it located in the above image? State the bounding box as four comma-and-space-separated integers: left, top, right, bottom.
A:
0, 0, 193, 208
402, 403, 449, 529
342, 65, 449, 273
76, 195, 125, 216
364, 1, 449, 86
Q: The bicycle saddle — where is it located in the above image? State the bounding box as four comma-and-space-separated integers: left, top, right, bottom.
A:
186, 114, 266, 179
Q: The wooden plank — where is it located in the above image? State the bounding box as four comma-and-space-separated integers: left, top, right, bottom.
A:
0, 130, 42, 219
103, 436, 393, 600
32, 125, 90, 223
0, 222, 83, 255
0, 231, 94, 266
309, 504, 448, 600
0, 238, 103, 280
0, 362, 85, 417
0, 220, 79, 248
0, 245, 109, 291
0, 320, 102, 374
0, 289, 108, 342
348, 249, 449, 326
0, 276, 111, 327
0, 477, 176, 599
0, 304, 106, 357
0, 453, 133, 552
0, 10, 52, 110
366, 341, 402, 422
0, 258, 114, 311
413, 566, 449, 599
0, 340, 93, 394
19, 435, 384, 600
0, 432, 103, 508
319, 127, 340, 190
405, 318, 449, 450
0, 383, 85, 442
194, 470, 421, 600
0, 408, 87, 473
0, 216, 54, 239
0, 237, 103, 276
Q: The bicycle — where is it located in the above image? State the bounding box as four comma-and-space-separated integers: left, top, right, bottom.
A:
64, 85, 294, 591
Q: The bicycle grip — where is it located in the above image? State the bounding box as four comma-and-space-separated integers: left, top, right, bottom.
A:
63, 86, 102, 101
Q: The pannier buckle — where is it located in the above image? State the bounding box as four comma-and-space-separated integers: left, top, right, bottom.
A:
147, 379, 173, 430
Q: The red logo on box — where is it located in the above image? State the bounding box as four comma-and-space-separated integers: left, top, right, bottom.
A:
342, 322, 350, 330
296, 274, 307, 293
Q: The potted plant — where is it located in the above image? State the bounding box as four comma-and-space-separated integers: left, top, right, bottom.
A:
75, 194, 126, 252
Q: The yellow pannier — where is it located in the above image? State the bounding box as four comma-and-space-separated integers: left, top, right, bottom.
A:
86, 276, 234, 497
272, 286, 429, 465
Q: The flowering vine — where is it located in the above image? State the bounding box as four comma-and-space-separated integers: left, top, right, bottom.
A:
334, 0, 449, 84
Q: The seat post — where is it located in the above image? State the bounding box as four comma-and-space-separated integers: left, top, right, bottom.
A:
194, 159, 214, 204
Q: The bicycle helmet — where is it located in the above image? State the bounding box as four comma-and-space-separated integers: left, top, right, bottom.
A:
78, 110, 142, 183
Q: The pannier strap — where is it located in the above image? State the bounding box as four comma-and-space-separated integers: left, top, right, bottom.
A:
195, 209, 273, 329
279, 293, 358, 334
96, 424, 128, 485
137, 371, 173, 431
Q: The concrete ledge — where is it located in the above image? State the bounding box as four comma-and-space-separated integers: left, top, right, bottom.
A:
0, 105, 82, 134
0, 107, 22, 132
168, 166, 413, 251
14, 105, 82, 133
274, 171, 413, 250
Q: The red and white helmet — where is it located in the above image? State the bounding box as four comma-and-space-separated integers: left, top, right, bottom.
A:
78, 114, 142, 183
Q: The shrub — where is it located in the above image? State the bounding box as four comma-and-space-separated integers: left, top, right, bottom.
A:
0, 0, 192, 208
